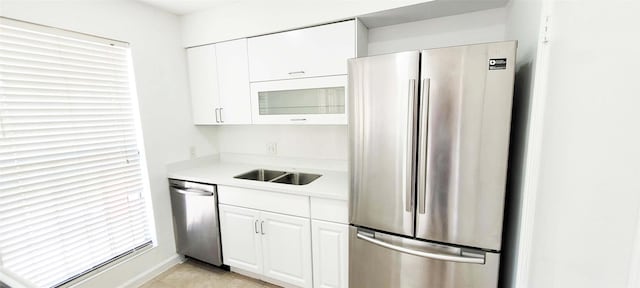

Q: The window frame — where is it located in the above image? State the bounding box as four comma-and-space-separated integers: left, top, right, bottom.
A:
0, 16, 158, 288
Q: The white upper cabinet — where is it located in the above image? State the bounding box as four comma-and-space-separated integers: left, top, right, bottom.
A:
187, 44, 219, 125
216, 39, 252, 124
187, 20, 364, 125
250, 75, 347, 124
248, 20, 355, 82
186, 39, 251, 125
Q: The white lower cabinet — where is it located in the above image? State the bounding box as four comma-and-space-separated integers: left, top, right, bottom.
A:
219, 204, 313, 288
218, 204, 262, 274
261, 211, 313, 287
311, 220, 349, 288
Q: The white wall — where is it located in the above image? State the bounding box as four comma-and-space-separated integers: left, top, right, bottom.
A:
527, 0, 640, 287
217, 125, 348, 161
180, 0, 429, 47
367, 8, 507, 55
0, 0, 217, 287
498, 0, 543, 287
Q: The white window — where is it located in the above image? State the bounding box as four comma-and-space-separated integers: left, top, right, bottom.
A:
0, 18, 154, 287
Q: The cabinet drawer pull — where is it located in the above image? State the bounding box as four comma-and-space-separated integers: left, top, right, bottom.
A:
254, 220, 259, 234
260, 221, 265, 235
290, 118, 307, 122
288, 71, 305, 75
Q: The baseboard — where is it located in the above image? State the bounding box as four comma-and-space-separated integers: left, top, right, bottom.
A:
118, 255, 183, 288
230, 267, 300, 288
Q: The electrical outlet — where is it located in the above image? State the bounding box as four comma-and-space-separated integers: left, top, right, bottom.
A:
266, 142, 278, 155
189, 146, 197, 159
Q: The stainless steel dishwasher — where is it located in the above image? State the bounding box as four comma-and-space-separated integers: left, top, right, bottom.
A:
169, 179, 222, 266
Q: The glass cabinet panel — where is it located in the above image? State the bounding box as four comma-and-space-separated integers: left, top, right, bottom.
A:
250, 75, 348, 124
258, 87, 345, 115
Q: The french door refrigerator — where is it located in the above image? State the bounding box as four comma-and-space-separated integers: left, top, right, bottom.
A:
348, 41, 516, 288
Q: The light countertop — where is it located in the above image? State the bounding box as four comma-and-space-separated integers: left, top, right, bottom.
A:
167, 157, 349, 201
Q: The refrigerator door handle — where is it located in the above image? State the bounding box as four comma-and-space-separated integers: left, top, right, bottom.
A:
417, 78, 430, 214
406, 79, 417, 212
356, 231, 485, 264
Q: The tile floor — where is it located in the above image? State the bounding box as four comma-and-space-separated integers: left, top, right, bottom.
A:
140, 260, 280, 288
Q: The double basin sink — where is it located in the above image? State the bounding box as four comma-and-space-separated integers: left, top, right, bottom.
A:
234, 169, 321, 186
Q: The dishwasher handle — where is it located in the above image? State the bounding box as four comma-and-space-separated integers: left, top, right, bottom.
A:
172, 188, 214, 197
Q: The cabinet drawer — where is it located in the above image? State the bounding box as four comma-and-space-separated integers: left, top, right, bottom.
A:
310, 198, 348, 224
248, 20, 355, 82
218, 185, 310, 217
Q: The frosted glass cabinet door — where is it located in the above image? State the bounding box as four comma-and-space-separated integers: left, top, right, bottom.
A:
250, 75, 348, 124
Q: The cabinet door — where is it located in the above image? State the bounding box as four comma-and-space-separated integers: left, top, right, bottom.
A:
250, 75, 348, 125
186, 44, 220, 124
248, 20, 355, 82
216, 39, 252, 124
260, 211, 312, 288
311, 220, 349, 288
219, 204, 262, 274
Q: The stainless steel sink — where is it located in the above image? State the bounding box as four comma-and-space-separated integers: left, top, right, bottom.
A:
233, 169, 322, 185
234, 169, 287, 181
271, 172, 322, 185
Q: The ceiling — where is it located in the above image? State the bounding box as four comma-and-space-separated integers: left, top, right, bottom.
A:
136, 0, 508, 22
136, 0, 240, 15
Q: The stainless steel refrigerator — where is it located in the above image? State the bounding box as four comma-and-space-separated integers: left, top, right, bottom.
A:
348, 41, 516, 288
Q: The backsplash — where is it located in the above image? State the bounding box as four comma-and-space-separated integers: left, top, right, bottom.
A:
216, 125, 348, 161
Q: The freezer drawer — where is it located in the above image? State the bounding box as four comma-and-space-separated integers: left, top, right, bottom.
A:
170, 180, 222, 266
349, 226, 499, 288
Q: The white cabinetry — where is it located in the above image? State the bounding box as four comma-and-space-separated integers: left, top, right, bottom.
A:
246, 20, 359, 125
247, 21, 355, 82
215, 39, 252, 124
218, 205, 262, 273
219, 203, 312, 288
217, 186, 348, 288
311, 220, 349, 288
186, 44, 218, 124
261, 211, 313, 287
186, 39, 251, 125
250, 75, 347, 124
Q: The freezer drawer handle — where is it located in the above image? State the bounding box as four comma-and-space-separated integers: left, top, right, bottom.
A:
173, 188, 214, 197
356, 232, 485, 264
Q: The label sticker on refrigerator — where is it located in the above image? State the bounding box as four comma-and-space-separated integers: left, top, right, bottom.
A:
488, 58, 507, 70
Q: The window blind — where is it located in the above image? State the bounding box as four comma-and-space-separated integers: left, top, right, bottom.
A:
0, 18, 153, 287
